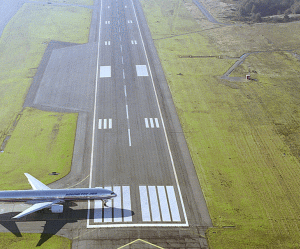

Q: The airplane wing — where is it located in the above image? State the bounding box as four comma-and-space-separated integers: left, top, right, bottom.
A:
12, 201, 58, 219
25, 173, 51, 190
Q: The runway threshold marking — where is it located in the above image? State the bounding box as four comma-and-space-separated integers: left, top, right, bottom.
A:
139, 186, 180, 222
93, 186, 181, 226
94, 186, 132, 223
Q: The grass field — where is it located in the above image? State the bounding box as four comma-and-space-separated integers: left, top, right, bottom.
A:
0, 2, 91, 187
0, 233, 71, 249
141, 0, 300, 247
0, 108, 77, 190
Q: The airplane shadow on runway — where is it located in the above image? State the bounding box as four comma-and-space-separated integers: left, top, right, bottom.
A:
0, 206, 134, 247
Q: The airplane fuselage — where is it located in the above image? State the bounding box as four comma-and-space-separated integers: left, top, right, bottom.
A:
0, 188, 116, 203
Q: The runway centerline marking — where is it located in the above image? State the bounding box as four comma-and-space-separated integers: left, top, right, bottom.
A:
126, 105, 129, 119
128, 129, 132, 146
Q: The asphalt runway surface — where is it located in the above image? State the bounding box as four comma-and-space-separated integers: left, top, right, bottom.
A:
1, 0, 212, 248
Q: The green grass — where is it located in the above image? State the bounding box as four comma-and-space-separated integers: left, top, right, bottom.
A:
0, 108, 77, 190
0, 3, 91, 142
0, 233, 71, 249
141, 0, 300, 248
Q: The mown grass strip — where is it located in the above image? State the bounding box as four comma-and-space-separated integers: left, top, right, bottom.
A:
0, 233, 71, 249
141, 0, 300, 248
0, 108, 77, 190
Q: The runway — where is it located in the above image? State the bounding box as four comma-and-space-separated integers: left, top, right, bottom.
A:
88, 0, 188, 228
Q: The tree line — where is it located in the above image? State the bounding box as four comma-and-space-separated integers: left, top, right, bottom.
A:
236, 0, 300, 22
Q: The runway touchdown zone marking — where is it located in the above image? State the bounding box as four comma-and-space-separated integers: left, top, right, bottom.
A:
98, 119, 112, 129
145, 118, 159, 128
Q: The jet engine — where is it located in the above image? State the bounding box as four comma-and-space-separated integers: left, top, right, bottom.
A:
51, 204, 63, 213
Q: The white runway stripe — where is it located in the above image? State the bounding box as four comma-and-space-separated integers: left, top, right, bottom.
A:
100, 66, 111, 78
150, 118, 154, 128
157, 186, 171, 221
139, 186, 180, 222
136, 65, 149, 76
94, 186, 132, 223
94, 199, 103, 223
148, 186, 161, 221
98, 119, 112, 129
145, 118, 149, 128
155, 118, 159, 128
113, 186, 122, 222
103, 186, 112, 222
94, 186, 180, 224
123, 186, 132, 222
144, 118, 160, 128
166, 186, 181, 221
139, 186, 151, 221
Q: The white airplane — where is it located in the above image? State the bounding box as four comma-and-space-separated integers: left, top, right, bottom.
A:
0, 173, 117, 219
